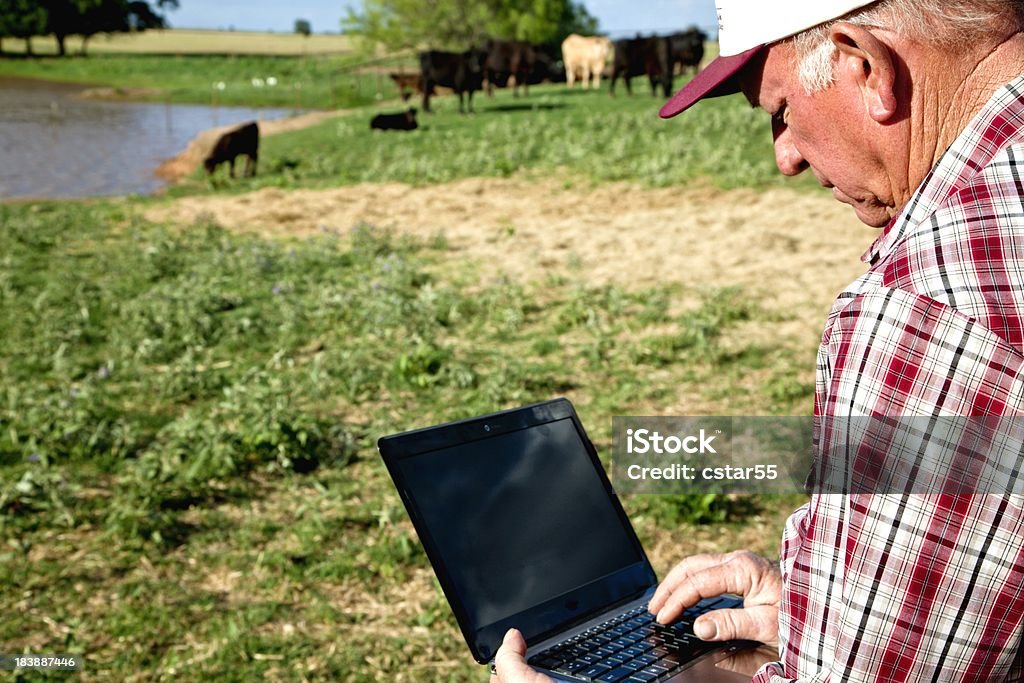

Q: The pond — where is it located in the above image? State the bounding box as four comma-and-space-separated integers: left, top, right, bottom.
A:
0, 76, 297, 200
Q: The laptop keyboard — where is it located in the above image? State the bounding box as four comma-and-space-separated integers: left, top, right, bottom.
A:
526, 597, 742, 682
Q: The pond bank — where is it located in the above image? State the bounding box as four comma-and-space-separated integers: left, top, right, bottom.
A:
155, 109, 353, 183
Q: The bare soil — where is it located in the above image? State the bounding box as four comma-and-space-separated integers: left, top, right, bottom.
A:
145, 178, 878, 343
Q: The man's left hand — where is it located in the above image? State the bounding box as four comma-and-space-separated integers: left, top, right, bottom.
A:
489, 629, 553, 683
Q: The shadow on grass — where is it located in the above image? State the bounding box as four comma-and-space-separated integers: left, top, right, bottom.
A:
480, 102, 568, 114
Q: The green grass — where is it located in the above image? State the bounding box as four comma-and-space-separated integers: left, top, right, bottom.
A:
0, 200, 812, 681
0, 52, 414, 109
0, 55, 824, 680
164, 83, 818, 193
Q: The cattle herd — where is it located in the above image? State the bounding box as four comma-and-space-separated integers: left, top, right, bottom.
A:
202, 31, 708, 179
385, 28, 707, 118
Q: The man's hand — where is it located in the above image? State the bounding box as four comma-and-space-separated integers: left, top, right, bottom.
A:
489, 629, 553, 683
647, 550, 782, 647
489, 551, 780, 682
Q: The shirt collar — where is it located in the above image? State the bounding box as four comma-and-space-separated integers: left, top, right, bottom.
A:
861, 76, 1024, 267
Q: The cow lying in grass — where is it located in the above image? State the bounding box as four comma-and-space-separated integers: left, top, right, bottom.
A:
370, 108, 418, 131
204, 121, 259, 178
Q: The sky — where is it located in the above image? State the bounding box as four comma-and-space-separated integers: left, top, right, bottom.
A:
168, 0, 719, 39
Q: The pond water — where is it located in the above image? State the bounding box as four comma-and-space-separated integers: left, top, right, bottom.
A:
0, 77, 297, 200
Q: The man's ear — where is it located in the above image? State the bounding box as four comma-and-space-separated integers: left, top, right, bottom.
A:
829, 22, 898, 123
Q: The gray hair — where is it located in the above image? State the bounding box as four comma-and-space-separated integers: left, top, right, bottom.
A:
792, 0, 1024, 92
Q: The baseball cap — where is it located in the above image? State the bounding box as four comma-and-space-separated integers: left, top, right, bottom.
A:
659, 0, 877, 118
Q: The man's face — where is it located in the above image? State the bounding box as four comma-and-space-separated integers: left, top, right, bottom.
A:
740, 41, 898, 227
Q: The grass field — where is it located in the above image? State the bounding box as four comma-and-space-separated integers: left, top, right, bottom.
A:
158, 82, 816, 193
1, 28, 358, 56
0, 198, 811, 681
0, 50, 829, 681
0, 51, 414, 109
0, 28, 417, 109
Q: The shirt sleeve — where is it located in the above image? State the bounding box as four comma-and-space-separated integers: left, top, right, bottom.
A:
754, 288, 1024, 683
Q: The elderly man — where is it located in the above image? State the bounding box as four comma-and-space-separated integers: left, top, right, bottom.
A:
493, 0, 1024, 680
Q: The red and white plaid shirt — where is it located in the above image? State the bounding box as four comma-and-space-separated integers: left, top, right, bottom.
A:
754, 78, 1024, 682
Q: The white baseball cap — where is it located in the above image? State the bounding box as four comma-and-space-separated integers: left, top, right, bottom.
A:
659, 0, 877, 118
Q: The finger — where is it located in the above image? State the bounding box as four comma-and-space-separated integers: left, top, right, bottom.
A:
656, 561, 756, 624
693, 605, 779, 646
649, 553, 730, 614
494, 629, 552, 683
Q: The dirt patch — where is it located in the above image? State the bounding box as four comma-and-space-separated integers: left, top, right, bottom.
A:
145, 178, 878, 342
154, 110, 355, 183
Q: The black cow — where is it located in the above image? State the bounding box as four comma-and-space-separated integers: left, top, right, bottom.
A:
203, 121, 258, 177
370, 108, 418, 131
669, 28, 706, 76
483, 38, 535, 96
610, 36, 673, 98
528, 42, 566, 85
419, 49, 486, 113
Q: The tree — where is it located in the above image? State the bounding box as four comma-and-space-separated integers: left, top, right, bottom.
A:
294, 18, 311, 36
38, 0, 175, 56
343, 0, 599, 52
556, 1, 597, 42
0, 0, 48, 55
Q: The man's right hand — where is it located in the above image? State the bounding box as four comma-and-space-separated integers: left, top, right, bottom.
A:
647, 550, 782, 647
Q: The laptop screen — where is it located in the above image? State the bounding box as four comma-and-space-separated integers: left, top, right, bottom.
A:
393, 413, 647, 656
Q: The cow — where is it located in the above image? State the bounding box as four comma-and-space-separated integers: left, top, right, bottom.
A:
482, 38, 535, 97
389, 73, 433, 102
203, 121, 258, 178
419, 49, 486, 114
561, 34, 612, 89
669, 27, 706, 76
529, 42, 567, 84
609, 36, 673, 98
370, 108, 418, 131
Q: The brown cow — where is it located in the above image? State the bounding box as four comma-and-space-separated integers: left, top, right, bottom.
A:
389, 73, 434, 102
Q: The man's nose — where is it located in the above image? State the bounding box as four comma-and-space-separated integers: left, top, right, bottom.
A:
772, 123, 808, 176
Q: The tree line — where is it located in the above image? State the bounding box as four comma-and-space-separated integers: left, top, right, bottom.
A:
344, 0, 600, 52
0, 0, 176, 55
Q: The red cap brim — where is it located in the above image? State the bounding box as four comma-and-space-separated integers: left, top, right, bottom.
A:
659, 45, 765, 118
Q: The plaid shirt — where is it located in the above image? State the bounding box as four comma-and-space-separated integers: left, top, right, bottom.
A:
754, 78, 1024, 682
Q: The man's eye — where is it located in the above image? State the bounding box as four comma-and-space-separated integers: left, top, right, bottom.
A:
772, 104, 789, 125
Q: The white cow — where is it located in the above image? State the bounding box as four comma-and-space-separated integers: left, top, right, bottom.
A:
561, 34, 613, 90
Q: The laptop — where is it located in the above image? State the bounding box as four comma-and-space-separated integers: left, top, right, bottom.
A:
378, 398, 759, 682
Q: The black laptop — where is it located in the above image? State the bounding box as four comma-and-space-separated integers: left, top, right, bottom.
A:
378, 398, 756, 682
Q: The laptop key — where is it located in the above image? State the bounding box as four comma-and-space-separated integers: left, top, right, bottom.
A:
579, 664, 611, 680
596, 667, 638, 682
570, 659, 598, 674
620, 658, 646, 672
528, 655, 560, 669
627, 673, 659, 683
